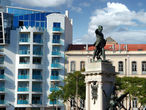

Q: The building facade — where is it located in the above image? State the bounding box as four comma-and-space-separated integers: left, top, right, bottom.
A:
0, 4, 72, 110
65, 43, 146, 109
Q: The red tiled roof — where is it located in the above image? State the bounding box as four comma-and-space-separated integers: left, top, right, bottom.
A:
67, 44, 146, 51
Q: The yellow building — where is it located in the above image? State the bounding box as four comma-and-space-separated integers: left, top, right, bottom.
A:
65, 39, 146, 109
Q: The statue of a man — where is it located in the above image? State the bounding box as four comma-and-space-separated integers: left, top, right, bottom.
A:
93, 25, 106, 61
91, 81, 98, 104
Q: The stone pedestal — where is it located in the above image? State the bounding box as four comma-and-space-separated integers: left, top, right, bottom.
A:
82, 61, 117, 110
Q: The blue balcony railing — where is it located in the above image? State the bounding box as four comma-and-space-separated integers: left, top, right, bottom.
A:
33, 51, 43, 55
20, 62, 29, 64
52, 40, 60, 43
53, 27, 62, 32
32, 87, 42, 92
18, 87, 29, 92
33, 39, 43, 43
18, 75, 29, 79
50, 100, 57, 104
0, 75, 4, 79
19, 50, 30, 55
17, 100, 28, 104
32, 75, 42, 80
51, 64, 62, 68
32, 100, 42, 104
52, 51, 61, 55
0, 87, 5, 91
19, 38, 30, 42
51, 76, 59, 80
0, 100, 5, 104
50, 87, 59, 92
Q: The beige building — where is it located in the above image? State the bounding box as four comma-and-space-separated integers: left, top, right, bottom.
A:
65, 39, 146, 109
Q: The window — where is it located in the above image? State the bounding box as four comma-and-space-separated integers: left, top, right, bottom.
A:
132, 61, 137, 74
53, 22, 60, 28
71, 61, 76, 72
132, 98, 137, 108
33, 57, 41, 64
19, 57, 29, 64
0, 57, 4, 64
80, 61, 85, 71
118, 61, 123, 74
142, 61, 146, 74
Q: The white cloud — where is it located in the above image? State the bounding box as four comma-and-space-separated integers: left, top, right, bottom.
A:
79, 2, 90, 7
12, 0, 72, 7
71, 6, 82, 13
75, 2, 146, 44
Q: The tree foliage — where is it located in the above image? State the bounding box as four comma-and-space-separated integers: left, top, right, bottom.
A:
48, 71, 85, 104
116, 77, 146, 105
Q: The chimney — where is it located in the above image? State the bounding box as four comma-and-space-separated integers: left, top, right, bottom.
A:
65, 10, 69, 17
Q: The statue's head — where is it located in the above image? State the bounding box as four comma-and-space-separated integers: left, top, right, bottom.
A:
93, 81, 96, 85
98, 25, 103, 32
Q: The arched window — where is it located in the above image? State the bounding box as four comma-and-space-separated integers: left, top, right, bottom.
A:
80, 61, 85, 71
142, 61, 146, 74
70, 61, 75, 72
132, 61, 137, 74
118, 61, 123, 74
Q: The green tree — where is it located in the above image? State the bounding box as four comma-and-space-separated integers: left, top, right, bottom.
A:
116, 77, 146, 108
48, 71, 85, 109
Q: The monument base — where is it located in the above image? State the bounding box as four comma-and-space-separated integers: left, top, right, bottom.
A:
82, 61, 117, 110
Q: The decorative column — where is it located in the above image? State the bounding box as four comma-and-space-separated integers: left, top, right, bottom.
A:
82, 60, 117, 110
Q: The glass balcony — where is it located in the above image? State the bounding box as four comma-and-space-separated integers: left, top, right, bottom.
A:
19, 38, 30, 42
33, 51, 43, 55
50, 100, 57, 104
0, 74, 4, 79
18, 87, 29, 92
32, 75, 42, 80
50, 87, 59, 92
0, 100, 5, 104
19, 50, 30, 55
0, 87, 5, 91
17, 100, 28, 104
50, 76, 59, 80
19, 57, 30, 64
51, 64, 62, 68
32, 100, 42, 104
18, 75, 29, 79
52, 39, 60, 43
52, 51, 61, 55
32, 87, 42, 92
53, 27, 63, 32
33, 39, 43, 43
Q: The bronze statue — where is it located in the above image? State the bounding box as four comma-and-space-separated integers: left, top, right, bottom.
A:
91, 81, 98, 104
93, 25, 106, 61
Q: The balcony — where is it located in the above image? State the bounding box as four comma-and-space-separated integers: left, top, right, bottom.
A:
32, 75, 42, 80
18, 75, 29, 79
52, 51, 61, 55
0, 74, 4, 79
33, 39, 43, 43
33, 51, 43, 56
17, 100, 28, 104
51, 63, 62, 69
19, 57, 30, 64
0, 87, 5, 92
19, 50, 30, 55
50, 87, 59, 92
32, 100, 42, 104
18, 87, 29, 92
50, 76, 59, 80
32, 87, 42, 92
50, 100, 57, 104
0, 100, 5, 104
19, 38, 30, 43
52, 27, 63, 34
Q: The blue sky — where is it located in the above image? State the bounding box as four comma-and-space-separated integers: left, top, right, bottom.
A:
11, 0, 146, 44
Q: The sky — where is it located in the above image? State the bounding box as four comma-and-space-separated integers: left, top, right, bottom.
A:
11, 0, 146, 44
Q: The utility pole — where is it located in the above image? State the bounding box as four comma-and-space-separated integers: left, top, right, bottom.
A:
76, 75, 78, 110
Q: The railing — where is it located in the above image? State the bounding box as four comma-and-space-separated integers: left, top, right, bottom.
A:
51, 64, 62, 68
50, 87, 59, 92
18, 87, 29, 92
50, 100, 57, 104
0, 75, 4, 79
53, 27, 63, 32
19, 50, 30, 55
0, 87, 5, 91
19, 38, 30, 42
32, 87, 42, 92
33, 51, 43, 55
17, 100, 28, 104
32, 100, 42, 104
52, 51, 61, 55
33, 39, 43, 43
52, 40, 64, 45
32, 75, 42, 80
50, 76, 59, 80
18, 75, 29, 79
19, 62, 29, 64
0, 100, 5, 104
